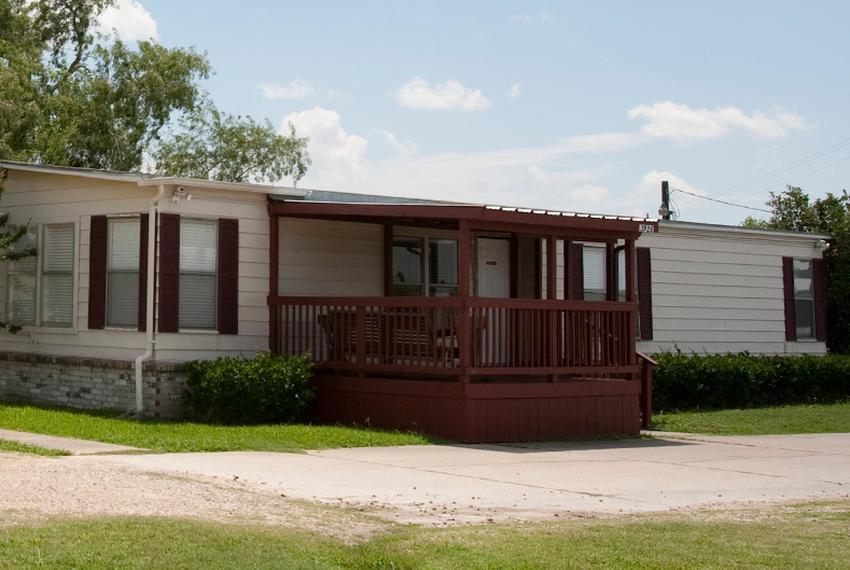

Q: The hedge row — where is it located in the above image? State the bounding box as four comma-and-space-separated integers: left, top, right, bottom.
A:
652, 352, 850, 412
183, 353, 314, 424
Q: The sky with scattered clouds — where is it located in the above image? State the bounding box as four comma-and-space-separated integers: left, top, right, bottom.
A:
106, 1, 850, 223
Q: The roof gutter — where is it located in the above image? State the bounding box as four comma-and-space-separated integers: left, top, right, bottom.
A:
133, 184, 164, 414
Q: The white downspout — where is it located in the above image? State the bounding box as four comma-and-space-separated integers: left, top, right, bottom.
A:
134, 184, 164, 413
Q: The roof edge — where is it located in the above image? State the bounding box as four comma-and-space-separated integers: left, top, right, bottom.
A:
661, 220, 830, 240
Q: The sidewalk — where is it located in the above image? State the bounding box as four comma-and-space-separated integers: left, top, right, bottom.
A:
0, 428, 144, 455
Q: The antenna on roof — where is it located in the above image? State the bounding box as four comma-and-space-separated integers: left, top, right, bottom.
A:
658, 180, 672, 220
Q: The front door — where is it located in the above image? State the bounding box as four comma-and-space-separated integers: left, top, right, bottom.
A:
476, 237, 511, 366
476, 237, 511, 298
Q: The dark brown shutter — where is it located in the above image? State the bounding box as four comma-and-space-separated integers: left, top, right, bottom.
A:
87, 215, 107, 330
568, 243, 584, 300
158, 213, 180, 333
813, 258, 828, 342
217, 218, 239, 335
636, 247, 653, 340
782, 257, 796, 342
137, 214, 148, 332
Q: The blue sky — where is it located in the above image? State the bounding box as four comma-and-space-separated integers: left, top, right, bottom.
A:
104, 1, 850, 223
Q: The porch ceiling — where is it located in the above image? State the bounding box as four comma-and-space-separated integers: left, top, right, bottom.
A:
268, 199, 655, 239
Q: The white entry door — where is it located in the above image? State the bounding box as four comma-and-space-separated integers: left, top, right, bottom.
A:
476, 237, 511, 365
476, 238, 511, 297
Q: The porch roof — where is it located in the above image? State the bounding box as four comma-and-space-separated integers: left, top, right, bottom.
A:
268, 198, 655, 238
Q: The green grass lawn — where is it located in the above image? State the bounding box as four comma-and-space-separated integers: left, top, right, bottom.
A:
1, 502, 848, 569
652, 401, 850, 435
0, 402, 434, 453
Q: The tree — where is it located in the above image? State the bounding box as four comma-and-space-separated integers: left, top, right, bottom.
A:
743, 185, 850, 353
0, 0, 308, 182
154, 106, 310, 185
0, 168, 37, 333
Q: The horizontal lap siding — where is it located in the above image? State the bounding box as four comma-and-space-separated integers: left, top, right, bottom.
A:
278, 218, 384, 296
0, 171, 279, 362
636, 230, 825, 355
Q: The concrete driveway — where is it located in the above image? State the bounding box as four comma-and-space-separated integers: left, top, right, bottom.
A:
82, 433, 850, 525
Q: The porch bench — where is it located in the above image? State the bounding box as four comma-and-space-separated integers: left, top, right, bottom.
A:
317, 309, 456, 367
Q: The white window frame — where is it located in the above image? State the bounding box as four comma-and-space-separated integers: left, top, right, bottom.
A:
105, 216, 141, 330
793, 258, 816, 341
178, 217, 219, 331
391, 232, 459, 297
4, 223, 76, 330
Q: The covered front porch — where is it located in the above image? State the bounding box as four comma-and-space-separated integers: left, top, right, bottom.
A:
267, 198, 655, 442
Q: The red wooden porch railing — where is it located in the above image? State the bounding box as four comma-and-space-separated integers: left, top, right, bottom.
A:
269, 296, 638, 381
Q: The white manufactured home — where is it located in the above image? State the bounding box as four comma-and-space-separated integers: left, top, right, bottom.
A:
0, 161, 830, 440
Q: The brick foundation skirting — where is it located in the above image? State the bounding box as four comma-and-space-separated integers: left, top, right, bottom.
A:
0, 351, 186, 418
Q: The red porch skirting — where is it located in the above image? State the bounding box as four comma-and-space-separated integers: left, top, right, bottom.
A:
312, 376, 642, 443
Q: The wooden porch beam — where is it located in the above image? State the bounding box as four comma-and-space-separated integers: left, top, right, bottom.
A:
457, 220, 472, 383
268, 213, 279, 352
606, 242, 616, 302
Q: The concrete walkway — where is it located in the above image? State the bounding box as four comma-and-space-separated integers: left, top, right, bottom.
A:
81, 433, 850, 524
0, 428, 144, 455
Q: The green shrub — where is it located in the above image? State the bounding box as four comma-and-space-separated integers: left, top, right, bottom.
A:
183, 353, 314, 424
653, 351, 850, 412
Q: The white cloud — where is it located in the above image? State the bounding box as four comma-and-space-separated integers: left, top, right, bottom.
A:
97, 0, 158, 42
282, 107, 368, 187
393, 77, 491, 111
628, 101, 808, 142
376, 129, 417, 155
511, 12, 551, 22
286, 106, 643, 214
507, 83, 522, 100
260, 79, 315, 100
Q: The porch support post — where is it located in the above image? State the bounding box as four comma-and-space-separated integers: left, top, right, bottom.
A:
606, 241, 616, 301
563, 239, 572, 300
268, 212, 279, 353
625, 238, 637, 366
546, 235, 558, 382
625, 238, 635, 302
457, 220, 472, 383
383, 224, 393, 296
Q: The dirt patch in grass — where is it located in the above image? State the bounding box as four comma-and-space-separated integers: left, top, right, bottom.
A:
0, 452, 388, 543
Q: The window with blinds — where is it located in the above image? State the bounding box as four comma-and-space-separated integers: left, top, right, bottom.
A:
793, 258, 815, 340
582, 246, 607, 301
41, 224, 75, 326
179, 218, 217, 329
106, 218, 140, 328
6, 227, 39, 326
6, 224, 75, 328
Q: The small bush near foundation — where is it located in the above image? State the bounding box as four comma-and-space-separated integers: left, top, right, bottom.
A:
183, 353, 314, 424
653, 351, 850, 412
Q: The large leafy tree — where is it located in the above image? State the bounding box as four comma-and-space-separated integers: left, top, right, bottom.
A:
154, 106, 310, 184
0, 0, 308, 181
743, 186, 850, 353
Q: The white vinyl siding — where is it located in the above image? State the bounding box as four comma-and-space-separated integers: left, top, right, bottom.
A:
106, 217, 140, 328
41, 224, 75, 326
636, 223, 826, 355
179, 218, 217, 330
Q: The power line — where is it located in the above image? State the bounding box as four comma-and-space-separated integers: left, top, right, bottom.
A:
689, 151, 850, 216
671, 188, 773, 214
708, 135, 850, 200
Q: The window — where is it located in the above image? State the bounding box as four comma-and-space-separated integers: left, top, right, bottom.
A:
41, 225, 75, 326
106, 218, 140, 328
6, 224, 74, 328
582, 246, 607, 301
616, 248, 626, 302
793, 258, 815, 340
179, 218, 217, 329
391, 236, 458, 297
